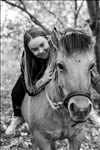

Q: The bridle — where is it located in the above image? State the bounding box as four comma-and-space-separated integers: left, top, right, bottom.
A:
45, 90, 63, 110
63, 90, 91, 106
45, 69, 64, 110
45, 88, 91, 110
45, 29, 92, 110
45, 69, 91, 110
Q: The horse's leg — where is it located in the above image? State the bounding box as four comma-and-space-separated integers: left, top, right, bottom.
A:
68, 137, 82, 150
32, 143, 39, 150
51, 142, 56, 150
69, 141, 81, 150
32, 137, 39, 150
69, 137, 86, 150
32, 130, 54, 150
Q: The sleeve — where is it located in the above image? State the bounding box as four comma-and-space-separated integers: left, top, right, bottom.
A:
35, 45, 56, 89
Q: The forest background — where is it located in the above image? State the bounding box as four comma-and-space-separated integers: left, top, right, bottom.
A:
1, 0, 100, 150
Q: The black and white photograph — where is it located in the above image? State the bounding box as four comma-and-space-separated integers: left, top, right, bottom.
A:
1, 0, 100, 149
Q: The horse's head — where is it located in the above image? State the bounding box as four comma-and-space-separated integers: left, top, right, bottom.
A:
50, 28, 96, 122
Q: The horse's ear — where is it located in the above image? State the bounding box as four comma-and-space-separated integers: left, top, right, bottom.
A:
85, 19, 96, 35
50, 27, 61, 49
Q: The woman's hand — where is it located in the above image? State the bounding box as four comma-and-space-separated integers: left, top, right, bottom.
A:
36, 67, 53, 88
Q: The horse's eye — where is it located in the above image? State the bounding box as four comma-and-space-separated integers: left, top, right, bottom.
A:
89, 63, 95, 71
57, 63, 65, 71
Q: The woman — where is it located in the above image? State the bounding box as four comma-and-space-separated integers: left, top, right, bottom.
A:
5, 27, 55, 135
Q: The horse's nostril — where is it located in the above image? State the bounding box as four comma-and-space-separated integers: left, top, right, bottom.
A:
87, 103, 92, 113
83, 103, 92, 117
89, 103, 92, 110
70, 103, 78, 113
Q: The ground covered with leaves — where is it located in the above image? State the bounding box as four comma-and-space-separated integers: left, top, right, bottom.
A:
1, 88, 100, 150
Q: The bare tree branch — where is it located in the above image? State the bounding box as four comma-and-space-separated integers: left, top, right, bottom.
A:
74, 0, 84, 27
19, 0, 27, 10
2, 0, 50, 34
37, 0, 65, 30
74, 0, 77, 26
76, 0, 84, 18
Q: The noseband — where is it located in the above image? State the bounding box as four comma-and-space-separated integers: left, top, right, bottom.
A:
46, 88, 91, 110
63, 90, 91, 107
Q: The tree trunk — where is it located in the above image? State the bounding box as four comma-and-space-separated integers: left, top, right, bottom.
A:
86, 0, 100, 73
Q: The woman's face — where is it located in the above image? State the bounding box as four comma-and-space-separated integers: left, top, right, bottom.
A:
28, 36, 49, 59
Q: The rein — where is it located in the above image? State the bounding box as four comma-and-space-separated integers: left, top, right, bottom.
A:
45, 69, 64, 110
45, 89, 63, 110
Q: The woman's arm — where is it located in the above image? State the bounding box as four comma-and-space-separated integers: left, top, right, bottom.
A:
36, 47, 56, 89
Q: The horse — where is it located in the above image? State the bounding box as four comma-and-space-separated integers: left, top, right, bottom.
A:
21, 28, 97, 150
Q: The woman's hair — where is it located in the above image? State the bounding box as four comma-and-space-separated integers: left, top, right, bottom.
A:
24, 27, 48, 55
23, 27, 49, 93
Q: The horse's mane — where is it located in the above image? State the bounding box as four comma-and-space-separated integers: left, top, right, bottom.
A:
60, 28, 93, 55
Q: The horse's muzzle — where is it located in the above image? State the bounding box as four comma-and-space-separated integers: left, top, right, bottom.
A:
64, 91, 93, 122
